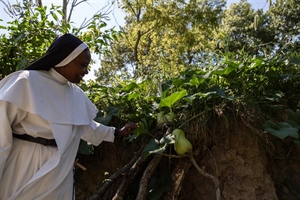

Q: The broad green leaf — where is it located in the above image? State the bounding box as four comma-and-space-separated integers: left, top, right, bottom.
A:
207, 86, 226, 97
213, 66, 236, 76
94, 115, 112, 125
122, 82, 138, 92
249, 58, 263, 69
128, 92, 140, 100
159, 90, 187, 108
190, 75, 206, 85
172, 78, 186, 86
161, 88, 170, 99
107, 106, 119, 116
263, 120, 299, 140
78, 140, 94, 155
148, 143, 168, 154
224, 60, 239, 68
134, 121, 149, 136
142, 139, 160, 156
286, 109, 300, 129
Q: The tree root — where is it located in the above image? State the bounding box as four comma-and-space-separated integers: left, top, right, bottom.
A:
136, 154, 163, 200
189, 151, 221, 200
112, 154, 149, 200
88, 126, 221, 200
89, 148, 145, 200
163, 157, 192, 200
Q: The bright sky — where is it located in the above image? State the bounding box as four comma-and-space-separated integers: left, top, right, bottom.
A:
0, 0, 269, 80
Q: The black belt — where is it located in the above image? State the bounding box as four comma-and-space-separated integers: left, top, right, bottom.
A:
13, 133, 57, 147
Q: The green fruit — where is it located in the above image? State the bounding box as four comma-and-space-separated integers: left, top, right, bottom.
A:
157, 112, 175, 125
172, 129, 192, 155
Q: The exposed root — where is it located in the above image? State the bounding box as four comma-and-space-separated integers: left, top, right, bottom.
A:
89, 149, 143, 200
163, 157, 192, 200
136, 154, 163, 200
189, 151, 220, 200
112, 155, 149, 200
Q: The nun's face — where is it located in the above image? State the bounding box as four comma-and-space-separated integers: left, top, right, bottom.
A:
55, 49, 91, 83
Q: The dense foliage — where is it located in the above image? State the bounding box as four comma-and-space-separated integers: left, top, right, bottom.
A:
0, 2, 118, 79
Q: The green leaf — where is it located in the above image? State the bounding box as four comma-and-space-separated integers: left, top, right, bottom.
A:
190, 74, 206, 85
14, 33, 24, 44
16, 57, 28, 70
94, 115, 112, 125
293, 140, 300, 148
159, 90, 187, 108
148, 143, 168, 154
107, 106, 119, 116
213, 66, 236, 76
286, 109, 300, 129
142, 139, 160, 156
78, 140, 94, 155
122, 82, 138, 92
249, 58, 263, 69
134, 121, 149, 136
128, 92, 140, 100
51, 12, 58, 21
263, 120, 299, 140
290, 57, 300, 65
172, 78, 186, 86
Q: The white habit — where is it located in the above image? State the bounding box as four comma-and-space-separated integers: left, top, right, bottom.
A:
0, 68, 115, 199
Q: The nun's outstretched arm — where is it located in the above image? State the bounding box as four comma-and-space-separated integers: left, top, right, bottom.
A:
80, 120, 115, 146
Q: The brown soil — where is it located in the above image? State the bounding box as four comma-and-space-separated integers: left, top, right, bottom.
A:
74, 122, 300, 200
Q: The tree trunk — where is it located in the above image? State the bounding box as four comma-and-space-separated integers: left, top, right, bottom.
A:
62, 0, 67, 23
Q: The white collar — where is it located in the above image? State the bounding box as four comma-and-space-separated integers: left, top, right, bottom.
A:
48, 68, 68, 85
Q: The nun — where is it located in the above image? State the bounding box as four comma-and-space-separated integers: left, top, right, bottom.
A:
0, 33, 138, 199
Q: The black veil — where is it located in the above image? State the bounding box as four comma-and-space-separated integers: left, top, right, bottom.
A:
25, 33, 85, 70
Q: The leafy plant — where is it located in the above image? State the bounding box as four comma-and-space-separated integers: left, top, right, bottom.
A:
263, 105, 300, 148
0, 3, 63, 77
0, 1, 118, 79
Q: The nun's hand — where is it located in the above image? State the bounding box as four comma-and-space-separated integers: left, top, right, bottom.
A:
116, 123, 139, 136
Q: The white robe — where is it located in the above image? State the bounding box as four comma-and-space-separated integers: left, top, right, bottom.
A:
0, 69, 115, 200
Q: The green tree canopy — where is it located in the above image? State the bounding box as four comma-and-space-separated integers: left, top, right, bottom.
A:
214, 0, 276, 55
96, 0, 226, 84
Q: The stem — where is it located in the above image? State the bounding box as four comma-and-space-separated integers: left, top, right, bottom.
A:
179, 109, 209, 129
161, 153, 189, 159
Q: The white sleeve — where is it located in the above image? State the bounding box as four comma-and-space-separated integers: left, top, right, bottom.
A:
0, 101, 27, 181
81, 120, 115, 146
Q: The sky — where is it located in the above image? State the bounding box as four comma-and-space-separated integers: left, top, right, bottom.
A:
0, 0, 269, 80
